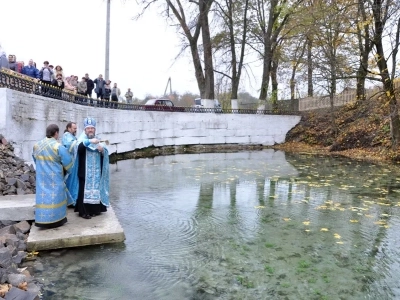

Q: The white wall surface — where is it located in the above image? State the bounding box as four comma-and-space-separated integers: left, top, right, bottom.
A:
0, 88, 301, 163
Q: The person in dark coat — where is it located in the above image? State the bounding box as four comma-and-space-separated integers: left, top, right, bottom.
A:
51, 74, 65, 99
85, 73, 94, 98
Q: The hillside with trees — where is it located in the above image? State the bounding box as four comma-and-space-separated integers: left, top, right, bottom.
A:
135, 0, 400, 154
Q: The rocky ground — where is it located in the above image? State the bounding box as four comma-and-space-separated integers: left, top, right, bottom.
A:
0, 144, 36, 196
0, 145, 40, 299
0, 221, 40, 300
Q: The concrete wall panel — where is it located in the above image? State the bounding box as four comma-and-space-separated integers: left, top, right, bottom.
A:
1, 88, 301, 163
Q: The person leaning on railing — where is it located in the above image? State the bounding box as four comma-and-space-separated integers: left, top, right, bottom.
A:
51, 74, 65, 99
21, 59, 39, 79
63, 75, 77, 102
0, 47, 9, 70
77, 77, 87, 104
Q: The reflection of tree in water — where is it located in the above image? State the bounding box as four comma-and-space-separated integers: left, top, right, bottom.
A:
285, 153, 400, 296
189, 153, 400, 298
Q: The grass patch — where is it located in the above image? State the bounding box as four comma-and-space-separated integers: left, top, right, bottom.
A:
264, 265, 275, 274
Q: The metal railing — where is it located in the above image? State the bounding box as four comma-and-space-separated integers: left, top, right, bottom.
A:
0, 69, 298, 115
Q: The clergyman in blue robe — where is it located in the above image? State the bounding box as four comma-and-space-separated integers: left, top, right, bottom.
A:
61, 121, 79, 205
69, 117, 110, 219
32, 124, 73, 228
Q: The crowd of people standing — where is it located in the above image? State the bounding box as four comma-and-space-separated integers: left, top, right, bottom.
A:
0, 48, 135, 105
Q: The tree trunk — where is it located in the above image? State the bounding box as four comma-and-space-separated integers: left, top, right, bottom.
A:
271, 58, 278, 110
372, 0, 400, 146
355, 0, 371, 103
258, 0, 278, 100
228, 0, 238, 99
259, 40, 273, 100
190, 41, 206, 97
200, 0, 215, 99
307, 36, 313, 97
229, 0, 249, 100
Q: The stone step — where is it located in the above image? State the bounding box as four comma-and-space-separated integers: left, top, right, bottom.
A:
0, 195, 125, 251
27, 206, 125, 251
0, 194, 35, 221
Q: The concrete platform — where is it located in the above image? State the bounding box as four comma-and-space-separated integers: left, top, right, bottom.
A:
0, 195, 126, 251
27, 206, 125, 251
0, 194, 35, 221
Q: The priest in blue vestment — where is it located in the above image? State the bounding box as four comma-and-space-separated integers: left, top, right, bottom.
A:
62, 121, 79, 205
32, 124, 73, 228
69, 117, 110, 219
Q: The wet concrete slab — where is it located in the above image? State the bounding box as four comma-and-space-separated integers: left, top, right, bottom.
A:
27, 205, 125, 251
0, 194, 125, 251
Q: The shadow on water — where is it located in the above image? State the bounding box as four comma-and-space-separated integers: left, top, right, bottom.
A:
28, 150, 400, 299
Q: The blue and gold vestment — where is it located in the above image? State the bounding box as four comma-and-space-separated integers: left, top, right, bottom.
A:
32, 137, 73, 227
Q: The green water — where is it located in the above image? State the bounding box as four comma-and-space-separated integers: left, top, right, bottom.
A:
30, 150, 400, 299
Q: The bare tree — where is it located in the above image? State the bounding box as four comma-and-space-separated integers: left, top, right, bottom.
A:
369, 0, 400, 146
137, 0, 215, 99
212, 0, 250, 100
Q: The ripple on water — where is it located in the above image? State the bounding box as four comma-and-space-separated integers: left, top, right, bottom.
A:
35, 154, 400, 299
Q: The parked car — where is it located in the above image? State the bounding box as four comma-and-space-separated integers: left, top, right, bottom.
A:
192, 98, 223, 113
145, 98, 174, 106
144, 98, 184, 112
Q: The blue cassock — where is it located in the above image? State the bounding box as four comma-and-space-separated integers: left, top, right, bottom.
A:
62, 132, 79, 204
68, 131, 110, 207
32, 137, 73, 226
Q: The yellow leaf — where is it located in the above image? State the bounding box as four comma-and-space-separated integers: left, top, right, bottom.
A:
283, 218, 291, 222
320, 228, 329, 232
334, 233, 341, 239
302, 221, 310, 225
350, 219, 359, 223
374, 220, 387, 225
336, 241, 344, 244
254, 206, 265, 209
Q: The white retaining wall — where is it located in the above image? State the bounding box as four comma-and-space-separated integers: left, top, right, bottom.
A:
0, 88, 301, 163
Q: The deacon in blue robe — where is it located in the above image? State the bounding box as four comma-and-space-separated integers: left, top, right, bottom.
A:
69, 117, 110, 219
62, 122, 79, 205
32, 124, 73, 228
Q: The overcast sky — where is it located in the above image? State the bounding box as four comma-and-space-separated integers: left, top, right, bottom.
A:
1, 0, 205, 99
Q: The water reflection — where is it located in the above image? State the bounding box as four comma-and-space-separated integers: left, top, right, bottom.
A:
31, 150, 400, 299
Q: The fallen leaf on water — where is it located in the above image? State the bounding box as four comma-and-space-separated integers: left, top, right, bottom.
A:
374, 220, 387, 225
283, 218, 291, 221
320, 228, 329, 232
350, 219, 359, 223
303, 221, 310, 225
334, 233, 341, 239
336, 241, 344, 244
254, 206, 265, 209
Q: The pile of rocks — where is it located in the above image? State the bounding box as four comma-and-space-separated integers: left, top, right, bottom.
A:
0, 144, 36, 196
0, 144, 40, 299
0, 221, 40, 300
